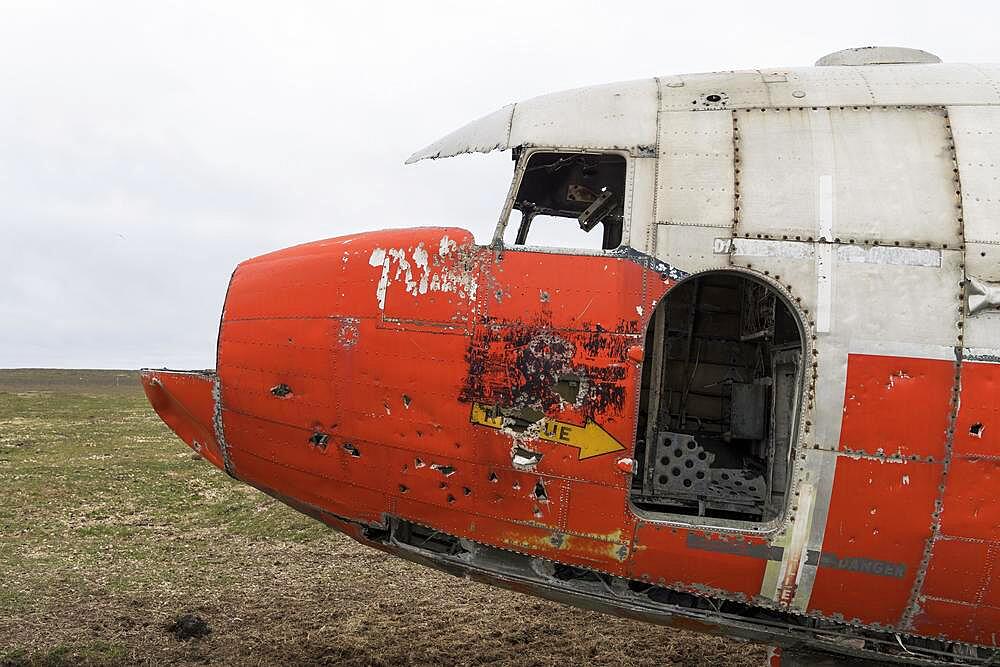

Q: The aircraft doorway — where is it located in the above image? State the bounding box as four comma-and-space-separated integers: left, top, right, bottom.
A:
632, 271, 805, 524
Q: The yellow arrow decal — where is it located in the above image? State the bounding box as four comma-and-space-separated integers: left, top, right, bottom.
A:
470, 403, 625, 460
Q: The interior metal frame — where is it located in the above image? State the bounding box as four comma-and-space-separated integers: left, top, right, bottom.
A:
630, 269, 807, 530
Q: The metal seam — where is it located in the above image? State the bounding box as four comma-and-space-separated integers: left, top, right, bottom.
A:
647, 76, 663, 258
900, 106, 967, 630
211, 375, 235, 478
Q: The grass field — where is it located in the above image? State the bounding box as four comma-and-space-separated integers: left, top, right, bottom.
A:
0, 369, 766, 666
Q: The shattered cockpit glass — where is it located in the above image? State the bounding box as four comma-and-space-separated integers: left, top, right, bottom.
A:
502, 152, 625, 251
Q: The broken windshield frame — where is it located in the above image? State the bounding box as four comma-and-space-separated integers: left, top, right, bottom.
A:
493, 148, 631, 252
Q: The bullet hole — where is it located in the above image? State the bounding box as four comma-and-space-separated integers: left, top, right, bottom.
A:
512, 481, 521, 491
439, 482, 448, 489
971, 422, 985, 438
402, 394, 411, 409
512, 446, 543, 468
398, 484, 408, 493
446, 494, 456, 504
431, 464, 456, 476
309, 432, 329, 450
533, 479, 548, 501
488, 471, 499, 483
553, 374, 582, 403
505, 406, 545, 433
463, 487, 472, 496
706, 94, 722, 102
342, 442, 361, 457
533, 506, 543, 518
270, 383, 292, 398
415, 458, 425, 468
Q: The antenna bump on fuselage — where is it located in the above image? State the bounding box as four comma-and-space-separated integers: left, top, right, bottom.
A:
816, 46, 943, 66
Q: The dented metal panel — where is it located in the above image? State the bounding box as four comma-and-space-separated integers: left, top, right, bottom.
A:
407, 79, 658, 164
509, 79, 658, 151
405, 104, 515, 164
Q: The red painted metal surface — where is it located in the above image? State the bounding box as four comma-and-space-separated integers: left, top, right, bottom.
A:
141, 371, 224, 470
214, 228, 673, 574
140, 227, 1000, 650
807, 354, 951, 625
838, 354, 954, 460
912, 360, 1000, 644
806, 454, 941, 626
629, 524, 770, 599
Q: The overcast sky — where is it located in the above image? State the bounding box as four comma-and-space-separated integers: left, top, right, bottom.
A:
2, 0, 997, 369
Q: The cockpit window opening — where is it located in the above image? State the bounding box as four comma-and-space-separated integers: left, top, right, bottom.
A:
631, 271, 805, 526
496, 150, 627, 251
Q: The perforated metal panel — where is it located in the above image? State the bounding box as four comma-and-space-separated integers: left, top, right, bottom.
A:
646, 431, 768, 508
650, 432, 712, 495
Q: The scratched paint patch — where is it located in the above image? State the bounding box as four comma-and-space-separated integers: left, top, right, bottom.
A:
368, 233, 488, 331
459, 315, 638, 422
367, 235, 479, 312
838, 354, 954, 459
337, 318, 360, 348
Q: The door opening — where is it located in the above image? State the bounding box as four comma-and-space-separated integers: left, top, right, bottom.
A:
632, 272, 804, 523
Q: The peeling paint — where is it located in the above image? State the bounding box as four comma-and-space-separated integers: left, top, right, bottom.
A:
886, 370, 912, 389
338, 318, 360, 349
439, 235, 457, 258
367, 238, 479, 310
369, 247, 390, 310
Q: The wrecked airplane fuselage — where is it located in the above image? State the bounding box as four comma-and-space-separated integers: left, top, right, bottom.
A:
143, 47, 1000, 665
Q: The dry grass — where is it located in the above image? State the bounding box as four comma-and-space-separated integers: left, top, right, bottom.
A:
0, 370, 767, 666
